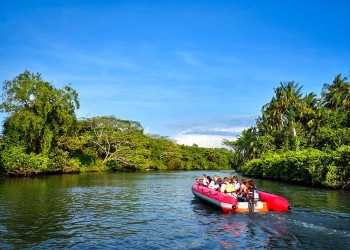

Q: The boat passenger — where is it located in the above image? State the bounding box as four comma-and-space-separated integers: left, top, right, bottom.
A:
232, 176, 241, 192
239, 178, 247, 193
209, 175, 219, 190
200, 174, 209, 186
225, 177, 235, 195
215, 178, 223, 191
246, 179, 258, 200
220, 177, 229, 193
237, 178, 248, 202
206, 176, 212, 187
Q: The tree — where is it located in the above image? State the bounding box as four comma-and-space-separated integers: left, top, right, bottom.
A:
0, 70, 79, 155
225, 82, 320, 164
223, 127, 259, 165
261, 82, 304, 151
322, 73, 350, 112
262, 82, 302, 130
78, 116, 148, 170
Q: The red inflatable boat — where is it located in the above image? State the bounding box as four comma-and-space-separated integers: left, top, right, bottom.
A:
192, 181, 291, 213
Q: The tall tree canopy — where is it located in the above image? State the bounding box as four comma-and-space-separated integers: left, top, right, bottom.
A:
322, 73, 350, 112
261, 82, 303, 132
0, 70, 79, 155
78, 116, 148, 170
224, 72, 350, 188
0, 71, 233, 175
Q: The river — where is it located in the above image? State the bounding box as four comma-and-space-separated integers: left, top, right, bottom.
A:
0, 170, 349, 249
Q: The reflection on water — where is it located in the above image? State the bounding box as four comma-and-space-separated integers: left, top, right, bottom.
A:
0, 170, 349, 249
192, 198, 295, 249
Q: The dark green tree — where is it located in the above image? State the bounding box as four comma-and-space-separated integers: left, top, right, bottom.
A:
322, 73, 350, 112
0, 70, 79, 155
78, 116, 149, 170
261, 82, 303, 150
0, 70, 79, 174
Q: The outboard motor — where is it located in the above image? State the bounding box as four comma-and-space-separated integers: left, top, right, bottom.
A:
248, 189, 260, 212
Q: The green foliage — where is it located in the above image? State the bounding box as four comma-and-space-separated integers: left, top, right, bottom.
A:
0, 70, 79, 155
239, 145, 350, 189
0, 146, 50, 175
47, 149, 81, 173
241, 149, 331, 186
327, 146, 350, 188
0, 71, 233, 176
3, 69, 350, 189
322, 73, 350, 112
225, 71, 350, 189
77, 116, 150, 171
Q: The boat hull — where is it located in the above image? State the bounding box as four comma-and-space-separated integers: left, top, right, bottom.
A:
258, 190, 291, 211
192, 182, 290, 213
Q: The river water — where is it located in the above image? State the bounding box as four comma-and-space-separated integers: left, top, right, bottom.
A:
0, 170, 349, 249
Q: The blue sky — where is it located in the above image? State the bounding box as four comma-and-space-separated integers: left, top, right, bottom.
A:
1, 1, 349, 147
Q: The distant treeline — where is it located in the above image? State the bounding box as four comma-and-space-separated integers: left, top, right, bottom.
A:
0, 71, 233, 176
224, 73, 350, 189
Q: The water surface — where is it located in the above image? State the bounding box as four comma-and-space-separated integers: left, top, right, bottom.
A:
0, 170, 349, 249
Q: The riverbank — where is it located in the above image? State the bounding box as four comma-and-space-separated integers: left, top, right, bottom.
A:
238, 147, 350, 190
2, 145, 349, 190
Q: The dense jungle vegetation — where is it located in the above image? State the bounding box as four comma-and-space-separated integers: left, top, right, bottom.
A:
224, 72, 350, 189
0, 71, 233, 176
2, 70, 350, 189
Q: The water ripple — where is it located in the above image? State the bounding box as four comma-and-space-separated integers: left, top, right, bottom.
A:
0, 171, 349, 249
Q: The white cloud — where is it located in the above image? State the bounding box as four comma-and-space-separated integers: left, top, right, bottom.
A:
170, 116, 252, 148
205, 126, 248, 134
173, 125, 245, 148
174, 133, 235, 148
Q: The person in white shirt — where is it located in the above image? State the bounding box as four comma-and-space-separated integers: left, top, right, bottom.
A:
220, 177, 229, 193
233, 176, 241, 192
209, 175, 219, 190
200, 174, 208, 186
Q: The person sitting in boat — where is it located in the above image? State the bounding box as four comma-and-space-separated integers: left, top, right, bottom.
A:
220, 177, 229, 193
232, 176, 241, 192
208, 175, 219, 190
199, 174, 209, 186
246, 179, 259, 201
237, 178, 248, 201
225, 176, 240, 197
206, 176, 212, 187
215, 178, 223, 191
239, 178, 247, 192
225, 177, 235, 196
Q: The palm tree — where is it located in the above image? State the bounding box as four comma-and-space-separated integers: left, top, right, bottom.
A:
322, 73, 350, 111
297, 93, 319, 127
226, 127, 259, 164
262, 82, 303, 129
261, 81, 303, 150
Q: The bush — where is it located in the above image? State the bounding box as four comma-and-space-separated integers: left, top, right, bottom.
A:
327, 146, 350, 188
240, 148, 336, 187
0, 146, 50, 175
